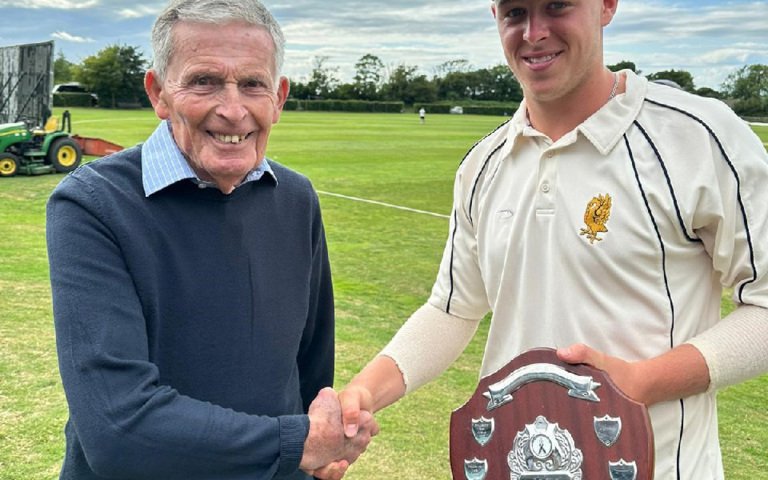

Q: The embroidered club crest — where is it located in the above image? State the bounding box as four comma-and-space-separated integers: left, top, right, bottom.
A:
580, 193, 612, 244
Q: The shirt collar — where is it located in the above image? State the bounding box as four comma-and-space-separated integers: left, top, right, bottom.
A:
502, 69, 647, 156
142, 120, 277, 197
576, 70, 646, 154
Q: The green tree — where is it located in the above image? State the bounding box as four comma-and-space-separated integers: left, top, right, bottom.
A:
608, 60, 640, 74
306, 56, 339, 98
381, 64, 436, 105
479, 64, 522, 102
694, 87, 723, 99
53, 50, 77, 84
77, 44, 148, 108
437, 71, 473, 101
646, 69, 695, 92
437, 66, 521, 102
405, 75, 437, 105
722, 64, 768, 100
433, 59, 471, 78
722, 64, 768, 116
381, 64, 417, 101
332, 83, 357, 100
288, 80, 312, 100
352, 53, 384, 100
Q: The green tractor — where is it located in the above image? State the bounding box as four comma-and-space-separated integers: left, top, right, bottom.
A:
0, 110, 83, 177
0, 40, 121, 178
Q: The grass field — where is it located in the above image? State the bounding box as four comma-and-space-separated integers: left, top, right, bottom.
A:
0, 107, 766, 479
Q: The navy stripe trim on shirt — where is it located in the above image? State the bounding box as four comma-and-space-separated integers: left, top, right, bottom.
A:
457, 119, 512, 170
446, 209, 459, 314
445, 119, 512, 314
625, 132, 684, 480
632, 120, 701, 243
677, 398, 686, 480
468, 140, 507, 227
645, 98, 758, 303
624, 133, 677, 346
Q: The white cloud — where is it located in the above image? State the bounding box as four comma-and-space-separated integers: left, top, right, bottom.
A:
611, 1, 768, 41
118, 4, 163, 19
1, 0, 98, 8
2, 0, 765, 90
603, 0, 768, 86
51, 31, 95, 43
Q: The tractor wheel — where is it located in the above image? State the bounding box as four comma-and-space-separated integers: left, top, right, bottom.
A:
0, 153, 19, 177
48, 137, 83, 173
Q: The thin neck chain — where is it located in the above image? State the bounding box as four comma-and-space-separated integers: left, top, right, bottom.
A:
608, 72, 619, 101
525, 72, 621, 129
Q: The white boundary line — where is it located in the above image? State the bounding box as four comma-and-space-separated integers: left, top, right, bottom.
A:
317, 190, 450, 219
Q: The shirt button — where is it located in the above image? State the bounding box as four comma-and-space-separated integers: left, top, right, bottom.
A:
546, 151, 555, 158
541, 182, 551, 193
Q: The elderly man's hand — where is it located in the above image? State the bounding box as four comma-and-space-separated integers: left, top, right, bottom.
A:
300, 387, 379, 480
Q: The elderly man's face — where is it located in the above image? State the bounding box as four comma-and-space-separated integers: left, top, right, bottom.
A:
146, 21, 288, 192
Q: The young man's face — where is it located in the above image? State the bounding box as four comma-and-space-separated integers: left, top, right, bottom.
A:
492, 0, 617, 103
146, 21, 289, 192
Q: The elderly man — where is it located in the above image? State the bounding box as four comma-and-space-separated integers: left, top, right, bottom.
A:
47, 1, 375, 479
338, 1, 768, 479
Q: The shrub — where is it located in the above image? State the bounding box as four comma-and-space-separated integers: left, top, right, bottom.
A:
284, 99, 404, 113
414, 102, 519, 116
53, 93, 95, 108
732, 97, 768, 117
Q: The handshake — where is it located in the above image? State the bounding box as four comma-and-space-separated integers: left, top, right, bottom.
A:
299, 386, 378, 480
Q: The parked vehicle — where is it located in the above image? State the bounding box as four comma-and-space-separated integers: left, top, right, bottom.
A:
53, 82, 99, 106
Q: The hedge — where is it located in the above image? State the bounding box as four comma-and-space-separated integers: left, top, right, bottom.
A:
731, 98, 768, 118
284, 99, 404, 113
414, 102, 519, 116
53, 93, 96, 108
414, 104, 451, 114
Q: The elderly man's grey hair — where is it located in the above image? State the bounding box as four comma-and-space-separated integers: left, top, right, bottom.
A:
150, 0, 285, 82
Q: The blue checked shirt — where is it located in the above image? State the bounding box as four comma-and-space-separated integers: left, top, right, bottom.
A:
142, 120, 276, 197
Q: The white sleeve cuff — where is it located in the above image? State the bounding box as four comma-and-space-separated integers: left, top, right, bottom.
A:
379, 303, 481, 394
686, 304, 768, 392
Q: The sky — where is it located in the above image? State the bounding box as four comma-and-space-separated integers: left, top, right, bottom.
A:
0, 0, 766, 90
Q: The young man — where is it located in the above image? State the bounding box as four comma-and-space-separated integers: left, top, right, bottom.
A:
47, 1, 375, 479
338, 1, 768, 478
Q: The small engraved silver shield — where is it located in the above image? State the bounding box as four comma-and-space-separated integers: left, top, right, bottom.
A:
471, 417, 495, 446
594, 414, 622, 447
609, 459, 637, 480
464, 458, 488, 480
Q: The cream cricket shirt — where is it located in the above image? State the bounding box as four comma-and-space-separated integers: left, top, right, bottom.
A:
428, 70, 768, 479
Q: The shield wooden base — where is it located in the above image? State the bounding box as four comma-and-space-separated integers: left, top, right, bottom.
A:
450, 348, 654, 479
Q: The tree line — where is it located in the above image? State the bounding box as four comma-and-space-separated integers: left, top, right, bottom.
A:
54, 45, 768, 117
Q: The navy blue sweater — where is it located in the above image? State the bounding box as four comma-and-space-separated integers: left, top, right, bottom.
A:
47, 145, 334, 479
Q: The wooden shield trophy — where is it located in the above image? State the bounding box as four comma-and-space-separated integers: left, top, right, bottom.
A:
450, 348, 654, 479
